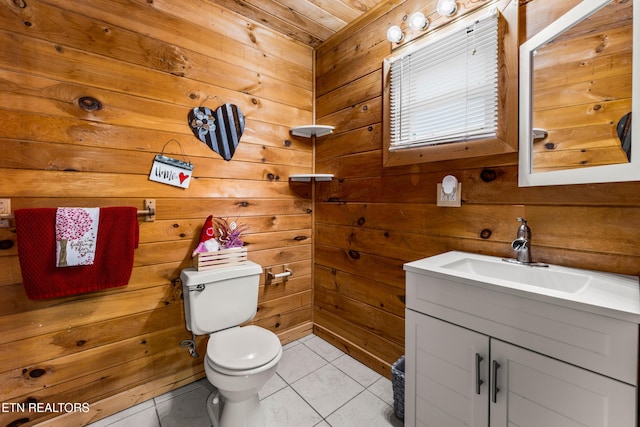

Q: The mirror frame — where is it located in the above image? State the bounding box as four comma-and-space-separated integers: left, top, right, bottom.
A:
518, 0, 640, 186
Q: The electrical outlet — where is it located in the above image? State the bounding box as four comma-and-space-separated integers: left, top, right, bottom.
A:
0, 199, 10, 215
436, 183, 462, 207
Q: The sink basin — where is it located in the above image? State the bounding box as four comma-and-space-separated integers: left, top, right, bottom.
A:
404, 251, 640, 322
441, 258, 589, 293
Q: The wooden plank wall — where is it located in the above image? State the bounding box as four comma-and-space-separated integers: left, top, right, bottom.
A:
0, 0, 313, 425
313, 0, 640, 378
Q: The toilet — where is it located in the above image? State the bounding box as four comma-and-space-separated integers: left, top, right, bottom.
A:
180, 261, 283, 427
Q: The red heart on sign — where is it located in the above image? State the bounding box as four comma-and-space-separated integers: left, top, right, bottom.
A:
179, 172, 189, 184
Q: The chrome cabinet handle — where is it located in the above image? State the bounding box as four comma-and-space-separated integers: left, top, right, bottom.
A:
475, 353, 484, 395
491, 360, 501, 403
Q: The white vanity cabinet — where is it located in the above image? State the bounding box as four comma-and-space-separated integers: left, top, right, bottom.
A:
405, 311, 489, 426
406, 311, 635, 427
404, 253, 640, 427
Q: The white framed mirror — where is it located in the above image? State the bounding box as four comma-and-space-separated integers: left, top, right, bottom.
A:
519, 0, 640, 186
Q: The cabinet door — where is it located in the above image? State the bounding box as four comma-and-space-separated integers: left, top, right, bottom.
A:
405, 310, 490, 427
490, 340, 636, 427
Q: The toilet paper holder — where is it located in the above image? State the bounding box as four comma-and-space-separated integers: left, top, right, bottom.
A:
265, 265, 292, 285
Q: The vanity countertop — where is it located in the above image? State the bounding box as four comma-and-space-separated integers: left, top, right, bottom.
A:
405, 251, 640, 323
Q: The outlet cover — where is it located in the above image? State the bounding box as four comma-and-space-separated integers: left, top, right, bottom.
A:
436, 183, 462, 207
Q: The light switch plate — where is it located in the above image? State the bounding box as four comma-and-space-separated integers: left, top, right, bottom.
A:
436, 183, 461, 207
0, 199, 10, 215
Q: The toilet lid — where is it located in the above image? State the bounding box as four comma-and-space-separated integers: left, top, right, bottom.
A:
207, 326, 281, 370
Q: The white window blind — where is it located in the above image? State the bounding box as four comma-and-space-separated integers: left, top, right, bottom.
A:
388, 11, 500, 150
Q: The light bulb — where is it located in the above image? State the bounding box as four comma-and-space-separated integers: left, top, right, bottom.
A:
409, 12, 429, 31
386, 25, 404, 43
436, 0, 457, 17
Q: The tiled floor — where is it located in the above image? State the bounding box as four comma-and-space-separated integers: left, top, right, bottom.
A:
87, 334, 404, 427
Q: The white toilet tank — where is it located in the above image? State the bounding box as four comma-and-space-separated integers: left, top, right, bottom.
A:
180, 261, 263, 335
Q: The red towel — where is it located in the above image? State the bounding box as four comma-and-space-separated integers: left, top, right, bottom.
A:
15, 207, 139, 300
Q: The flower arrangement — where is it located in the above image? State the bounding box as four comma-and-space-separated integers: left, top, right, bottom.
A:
214, 217, 248, 249
192, 215, 248, 257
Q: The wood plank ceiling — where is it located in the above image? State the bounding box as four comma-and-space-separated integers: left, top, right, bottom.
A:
207, 0, 389, 47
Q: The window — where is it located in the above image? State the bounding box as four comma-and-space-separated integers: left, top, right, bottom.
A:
382, 3, 518, 167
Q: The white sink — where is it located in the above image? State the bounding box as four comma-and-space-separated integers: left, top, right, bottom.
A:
404, 251, 640, 321
441, 257, 589, 293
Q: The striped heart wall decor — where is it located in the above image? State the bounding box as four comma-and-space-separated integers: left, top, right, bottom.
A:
188, 104, 245, 161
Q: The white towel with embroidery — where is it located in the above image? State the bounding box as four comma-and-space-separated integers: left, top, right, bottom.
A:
55, 208, 100, 267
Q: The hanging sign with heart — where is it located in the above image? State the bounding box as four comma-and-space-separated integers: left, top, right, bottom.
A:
188, 104, 245, 161
149, 140, 194, 189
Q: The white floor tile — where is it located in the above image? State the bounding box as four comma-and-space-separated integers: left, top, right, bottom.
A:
277, 342, 327, 384
153, 380, 202, 404
259, 371, 288, 399
88, 399, 156, 427
104, 405, 160, 427
155, 384, 212, 427
304, 336, 344, 361
291, 364, 364, 418
283, 340, 301, 350
297, 334, 316, 343
333, 353, 382, 387
261, 386, 323, 427
368, 376, 395, 407
325, 390, 403, 427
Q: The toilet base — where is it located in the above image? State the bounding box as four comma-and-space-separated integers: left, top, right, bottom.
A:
206, 391, 223, 427
206, 390, 265, 427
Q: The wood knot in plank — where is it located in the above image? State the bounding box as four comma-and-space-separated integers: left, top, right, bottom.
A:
28, 368, 45, 378
480, 229, 492, 239
77, 96, 101, 111
0, 240, 14, 250
480, 169, 497, 182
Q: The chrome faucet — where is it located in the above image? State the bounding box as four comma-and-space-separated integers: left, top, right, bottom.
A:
513, 217, 531, 263
503, 218, 548, 267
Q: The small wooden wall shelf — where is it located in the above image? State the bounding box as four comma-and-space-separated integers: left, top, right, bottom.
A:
289, 174, 334, 182
290, 125, 335, 138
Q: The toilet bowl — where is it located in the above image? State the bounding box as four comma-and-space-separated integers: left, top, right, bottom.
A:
204, 326, 283, 427
180, 263, 283, 427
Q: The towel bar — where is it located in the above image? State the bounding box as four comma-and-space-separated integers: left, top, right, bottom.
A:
0, 206, 156, 222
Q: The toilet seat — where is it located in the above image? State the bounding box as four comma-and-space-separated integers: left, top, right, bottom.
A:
206, 325, 282, 375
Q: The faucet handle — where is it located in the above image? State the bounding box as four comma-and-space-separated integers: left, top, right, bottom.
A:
516, 217, 527, 224
512, 238, 528, 250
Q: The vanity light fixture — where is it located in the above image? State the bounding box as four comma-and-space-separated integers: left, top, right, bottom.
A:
436, 0, 458, 17
386, 25, 404, 43
409, 12, 429, 31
